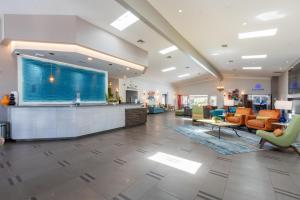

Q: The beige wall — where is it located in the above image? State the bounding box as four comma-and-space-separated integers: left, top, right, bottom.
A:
119, 76, 176, 105
0, 44, 17, 97
176, 77, 271, 108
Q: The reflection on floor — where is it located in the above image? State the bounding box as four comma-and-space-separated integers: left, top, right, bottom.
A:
0, 112, 299, 200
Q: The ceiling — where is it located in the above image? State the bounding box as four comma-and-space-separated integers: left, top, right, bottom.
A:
1, 0, 300, 83
148, 0, 300, 77
0, 0, 206, 83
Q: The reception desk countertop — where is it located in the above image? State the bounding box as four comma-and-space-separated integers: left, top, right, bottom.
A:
6, 104, 146, 140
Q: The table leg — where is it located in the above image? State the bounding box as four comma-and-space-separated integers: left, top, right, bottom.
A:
232, 128, 240, 137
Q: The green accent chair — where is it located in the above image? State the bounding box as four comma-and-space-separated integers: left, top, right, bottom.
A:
192, 105, 204, 121
175, 109, 184, 116
257, 115, 300, 155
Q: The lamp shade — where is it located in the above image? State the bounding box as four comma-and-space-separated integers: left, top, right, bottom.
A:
275, 100, 293, 110
224, 99, 234, 106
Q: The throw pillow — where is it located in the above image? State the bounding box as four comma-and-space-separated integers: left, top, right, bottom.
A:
273, 129, 284, 137
256, 116, 271, 120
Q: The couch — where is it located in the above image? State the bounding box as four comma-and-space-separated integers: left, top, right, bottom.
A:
225, 108, 252, 126
210, 109, 225, 120
246, 110, 280, 131
148, 106, 165, 114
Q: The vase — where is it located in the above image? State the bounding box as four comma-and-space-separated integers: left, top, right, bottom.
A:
1, 95, 9, 106
8, 94, 16, 106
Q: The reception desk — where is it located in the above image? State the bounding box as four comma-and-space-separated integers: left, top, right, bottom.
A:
6, 104, 146, 140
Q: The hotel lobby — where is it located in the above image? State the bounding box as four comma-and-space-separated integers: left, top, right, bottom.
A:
0, 0, 300, 200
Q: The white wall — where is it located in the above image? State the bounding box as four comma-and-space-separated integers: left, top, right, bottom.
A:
176, 77, 271, 108
119, 76, 176, 105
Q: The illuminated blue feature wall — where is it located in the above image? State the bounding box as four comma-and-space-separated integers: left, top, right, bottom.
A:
21, 58, 107, 103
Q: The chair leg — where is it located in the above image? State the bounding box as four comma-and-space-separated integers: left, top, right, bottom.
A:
259, 139, 266, 149
290, 146, 300, 156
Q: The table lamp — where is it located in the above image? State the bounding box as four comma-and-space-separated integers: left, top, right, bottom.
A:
275, 100, 293, 123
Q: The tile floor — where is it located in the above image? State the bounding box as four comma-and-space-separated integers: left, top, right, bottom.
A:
0, 112, 299, 200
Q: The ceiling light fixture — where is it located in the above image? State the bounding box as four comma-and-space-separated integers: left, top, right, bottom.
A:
161, 67, 176, 72
242, 22, 247, 26
243, 66, 262, 70
11, 41, 145, 71
87, 57, 93, 61
159, 45, 178, 55
178, 73, 190, 78
211, 53, 220, 56
126, 67, 130, 71
238, 28, 278, 39
49, 64, 55, 83
256, 11, 285, 21
178, 9, 183, 13
110, 11, 139, 31
241, 54, 267, 59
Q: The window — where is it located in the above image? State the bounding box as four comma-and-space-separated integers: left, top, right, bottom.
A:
189, 95, 208, 106
210, 96, 217, 106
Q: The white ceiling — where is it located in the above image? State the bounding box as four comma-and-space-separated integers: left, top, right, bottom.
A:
0, 0, 206, 83
148, 0, 300, 77
2, 0, 300, 83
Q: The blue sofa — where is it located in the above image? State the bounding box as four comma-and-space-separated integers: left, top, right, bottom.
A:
148, 107, 165, 114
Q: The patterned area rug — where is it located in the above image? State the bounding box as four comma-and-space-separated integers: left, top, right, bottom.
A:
175, 125, 268, 155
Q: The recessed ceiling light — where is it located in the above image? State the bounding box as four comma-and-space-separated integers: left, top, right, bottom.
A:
110, 11, 139, 31
161, 67, 176, 72
126, 67, 130, 71
242, 22, 247, 26
241, 54, 267, 59
159, 45, 178, 55
34, 53, 44, 57
256, 11, 285, 21
178, 73, 190, 78
137, 39, 145, 43
211, 53, 220, 56
178, 9, 183, 13
238, 28, 278, 39
243, 66, 262, 70
87, 57, 93, 61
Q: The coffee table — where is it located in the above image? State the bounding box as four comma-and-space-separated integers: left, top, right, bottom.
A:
197, 119, 240, 139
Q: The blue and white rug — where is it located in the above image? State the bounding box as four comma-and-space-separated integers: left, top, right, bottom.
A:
175, 125, 269, 155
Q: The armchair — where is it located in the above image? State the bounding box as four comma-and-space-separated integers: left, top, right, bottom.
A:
225, 108, 252, 126
246, 110, 280, 131
257, 115, 300, 155
192, 105, 204, 121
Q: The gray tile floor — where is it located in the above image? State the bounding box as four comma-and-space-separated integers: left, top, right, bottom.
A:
0, 112, 300, 200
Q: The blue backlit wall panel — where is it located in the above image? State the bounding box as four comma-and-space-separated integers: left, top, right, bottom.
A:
18, 56, 107, 104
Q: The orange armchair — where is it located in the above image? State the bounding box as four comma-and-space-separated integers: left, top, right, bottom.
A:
225, 108, 253, 126
246, 110, 280, 131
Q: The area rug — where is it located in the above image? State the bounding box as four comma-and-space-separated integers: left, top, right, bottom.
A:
175, 125, 268, 155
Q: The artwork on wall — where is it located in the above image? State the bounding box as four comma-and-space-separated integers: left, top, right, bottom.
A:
18, 56, 108, 105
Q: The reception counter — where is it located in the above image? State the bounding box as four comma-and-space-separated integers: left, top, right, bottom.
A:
6, 104, 147, 140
